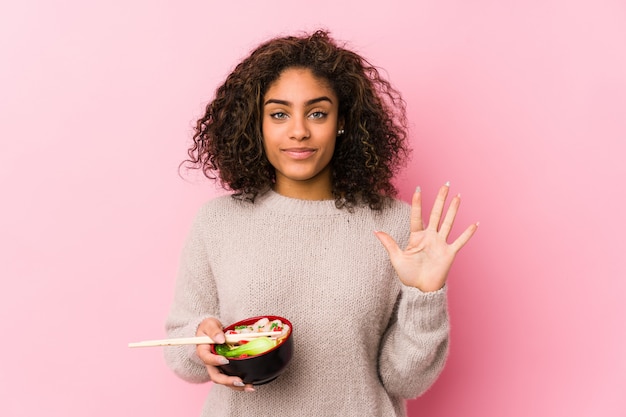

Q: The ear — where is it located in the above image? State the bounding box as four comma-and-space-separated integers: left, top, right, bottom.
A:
338, 116, 345, 131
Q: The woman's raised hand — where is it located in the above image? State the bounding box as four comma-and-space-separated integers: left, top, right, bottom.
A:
375, 183, 478, 292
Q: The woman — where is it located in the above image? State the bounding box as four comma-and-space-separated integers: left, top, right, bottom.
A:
164, 30, 477, 416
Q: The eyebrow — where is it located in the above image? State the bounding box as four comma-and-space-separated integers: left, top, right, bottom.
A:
263, 96, 334, 106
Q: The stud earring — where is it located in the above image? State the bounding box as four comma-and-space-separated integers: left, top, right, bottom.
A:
337, 129, 345, 136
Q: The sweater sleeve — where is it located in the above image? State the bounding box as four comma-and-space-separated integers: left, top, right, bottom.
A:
377, 284, 449, 399
163, 206, 220, 384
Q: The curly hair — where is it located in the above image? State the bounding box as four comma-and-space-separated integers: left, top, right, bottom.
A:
183, 30, 410, 210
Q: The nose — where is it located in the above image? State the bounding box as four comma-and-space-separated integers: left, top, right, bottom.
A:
288, 116, 310, 141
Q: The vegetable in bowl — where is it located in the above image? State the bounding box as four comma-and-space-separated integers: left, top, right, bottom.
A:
215, 317, 290, 359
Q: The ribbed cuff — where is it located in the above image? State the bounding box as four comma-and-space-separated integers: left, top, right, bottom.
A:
398, 284, 448, 334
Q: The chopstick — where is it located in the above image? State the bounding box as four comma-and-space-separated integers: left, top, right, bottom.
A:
128, 331, 282, 348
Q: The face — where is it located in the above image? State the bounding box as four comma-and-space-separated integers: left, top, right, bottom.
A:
262, 67, 342, 200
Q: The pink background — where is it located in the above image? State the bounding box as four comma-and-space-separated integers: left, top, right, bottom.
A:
1, 0, 625, 416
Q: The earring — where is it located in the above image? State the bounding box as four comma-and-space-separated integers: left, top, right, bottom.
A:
337, 129, 345, 136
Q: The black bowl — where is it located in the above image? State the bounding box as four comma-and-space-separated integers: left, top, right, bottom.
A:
210, 315, 293, 385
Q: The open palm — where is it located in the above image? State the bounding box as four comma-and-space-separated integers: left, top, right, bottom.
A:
375, 184, 478, 292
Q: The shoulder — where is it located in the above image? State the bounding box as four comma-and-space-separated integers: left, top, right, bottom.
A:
192, 194, 254, 224
374, 197, 411, 222
384, 197, 411, 214
199, 193, 247, 211
366, 197, 411, 241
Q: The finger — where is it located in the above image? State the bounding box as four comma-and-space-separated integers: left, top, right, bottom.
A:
206, 365, 254, 392
197, 346, 228, 366
197, 329, 225, 345
410, 186, 424, 233
374, 231, 401, 259
439, 193, 461, 238
450, 222, 479, 253
196, 344, 215, 363
427, 182, 450, 231
197, 318, 226, 344
210, 330, 225, 344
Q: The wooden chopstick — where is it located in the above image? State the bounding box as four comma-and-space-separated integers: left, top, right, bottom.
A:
128, 331, 282, 348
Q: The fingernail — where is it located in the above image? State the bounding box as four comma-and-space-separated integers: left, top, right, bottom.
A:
445, 181, 451, 187
214, 334, 225, 344
415, 186, 421, 193
244, 386, 256, 392
217, 356, 229, 365
233, 381, 245, 387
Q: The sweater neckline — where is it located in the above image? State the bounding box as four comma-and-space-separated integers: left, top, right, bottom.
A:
255, 189, 343, 216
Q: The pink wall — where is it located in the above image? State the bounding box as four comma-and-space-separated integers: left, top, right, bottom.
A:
1, 1, 624, 416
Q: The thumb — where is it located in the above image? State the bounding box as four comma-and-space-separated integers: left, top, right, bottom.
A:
374, 230, 401, 258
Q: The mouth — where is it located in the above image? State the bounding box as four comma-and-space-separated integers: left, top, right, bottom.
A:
281, 148, 317, 160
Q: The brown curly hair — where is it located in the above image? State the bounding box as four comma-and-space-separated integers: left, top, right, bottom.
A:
183, 30, 410, 210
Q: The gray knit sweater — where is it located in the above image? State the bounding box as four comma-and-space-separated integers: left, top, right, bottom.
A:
164, 190, 449, 417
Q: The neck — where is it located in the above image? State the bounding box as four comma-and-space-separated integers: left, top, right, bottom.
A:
272, 182, 333, 200
273, 170, 333, 201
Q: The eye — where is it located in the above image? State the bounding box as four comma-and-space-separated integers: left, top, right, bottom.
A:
270, 112, 288, 120
308, 111, 327, 120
